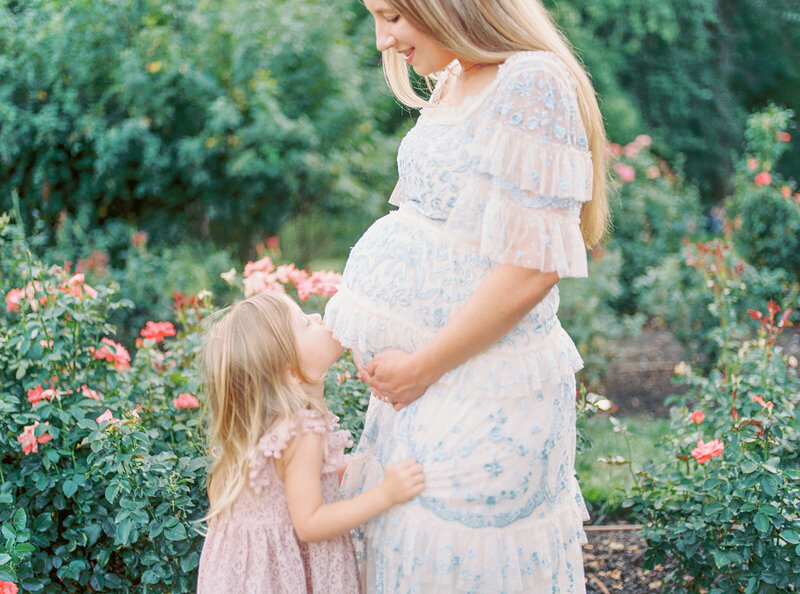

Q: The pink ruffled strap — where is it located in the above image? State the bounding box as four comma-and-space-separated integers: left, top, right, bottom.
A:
249, 418, 297, 493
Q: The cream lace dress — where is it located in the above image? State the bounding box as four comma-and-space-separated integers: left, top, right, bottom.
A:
197, 410, 360, 593
323, 51, 592, 593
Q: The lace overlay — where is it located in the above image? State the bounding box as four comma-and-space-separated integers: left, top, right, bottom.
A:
324, 51, 591, 593
197, 410, 359, 593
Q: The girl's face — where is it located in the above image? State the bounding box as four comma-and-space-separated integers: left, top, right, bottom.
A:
289, 303, 344, 383
365, 0, 458, 76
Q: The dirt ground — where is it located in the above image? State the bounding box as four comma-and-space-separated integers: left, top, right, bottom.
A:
584, 527, 671, 593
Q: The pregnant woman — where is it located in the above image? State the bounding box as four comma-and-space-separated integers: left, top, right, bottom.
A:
323, 0, 609, 591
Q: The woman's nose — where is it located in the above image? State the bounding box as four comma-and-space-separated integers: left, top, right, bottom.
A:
310, 313, 322, 324
374, 24, 395, 52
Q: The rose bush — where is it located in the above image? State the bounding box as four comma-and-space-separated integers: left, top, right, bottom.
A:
0, 205, 363, 591
625, 238, 800, 592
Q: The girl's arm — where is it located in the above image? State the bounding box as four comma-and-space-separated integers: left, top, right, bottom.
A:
283, 431, 424, 543
360, 264, 559, 409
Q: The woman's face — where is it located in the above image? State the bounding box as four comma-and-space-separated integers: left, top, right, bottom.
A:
289, 302, 344, 383
364, 0, 457, 76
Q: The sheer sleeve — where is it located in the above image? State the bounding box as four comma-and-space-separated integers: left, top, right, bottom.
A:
447, 52, 593, 278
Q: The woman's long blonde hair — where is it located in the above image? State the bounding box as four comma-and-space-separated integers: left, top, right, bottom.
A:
201, 292, 326, 521
380, 0, 609, 247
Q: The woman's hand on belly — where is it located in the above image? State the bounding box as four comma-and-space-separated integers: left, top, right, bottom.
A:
362, 265, 559, 410
357, 350, 433, 410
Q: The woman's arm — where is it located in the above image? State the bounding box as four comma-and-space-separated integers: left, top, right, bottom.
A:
283, 431, 424, 543
360, 264, 559, 409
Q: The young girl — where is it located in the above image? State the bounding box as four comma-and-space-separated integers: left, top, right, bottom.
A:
196, 292, 424, 593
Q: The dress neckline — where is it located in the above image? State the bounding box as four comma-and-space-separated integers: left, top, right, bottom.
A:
420, 50, 554, 122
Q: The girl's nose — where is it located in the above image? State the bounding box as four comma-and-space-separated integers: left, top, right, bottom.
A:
310, 313, 322, 324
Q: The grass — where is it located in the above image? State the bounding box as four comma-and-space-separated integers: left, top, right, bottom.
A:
577, 414, 672, 524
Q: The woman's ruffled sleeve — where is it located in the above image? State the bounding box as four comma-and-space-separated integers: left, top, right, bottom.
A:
449, 53, 593, 278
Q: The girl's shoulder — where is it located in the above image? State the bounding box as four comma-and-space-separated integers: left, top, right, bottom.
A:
252, 409, 343, 461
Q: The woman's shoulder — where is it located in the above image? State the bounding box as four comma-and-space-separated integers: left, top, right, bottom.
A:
497, 50, 576, 90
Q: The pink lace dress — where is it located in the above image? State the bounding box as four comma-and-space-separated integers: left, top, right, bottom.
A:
197, 410, 360, 593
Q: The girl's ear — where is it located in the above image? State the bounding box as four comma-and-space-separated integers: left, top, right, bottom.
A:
286, 364, 301, 383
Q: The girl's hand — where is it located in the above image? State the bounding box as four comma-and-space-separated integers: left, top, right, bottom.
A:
357, 350, 436, 410
379, 458, 425, 504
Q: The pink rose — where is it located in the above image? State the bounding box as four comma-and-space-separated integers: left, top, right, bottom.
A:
17, 421, 52, 455
96, 409, 118, 424
746, 157, 759, 172
5, 288, 24, 313
243, 271, 286, 297
92, 338, 131, 371
690, 410, 704, 424
614, 162, 636, 184
140, 321, 176, 342
173, 393, 200, 409
782, 186, 792, 199
691, 438, 724, 464
607, 143, 623, 157
308, 270, 342, 299
775, 131, 791, 142
754, 171, 772, 186
0, 580, 19, 594
243, 256, 275, 278
81, 385, 101, 401
27, 379, 58, 405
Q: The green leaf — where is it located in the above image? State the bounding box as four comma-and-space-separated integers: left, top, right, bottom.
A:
780, 530, 800, 544
62, 480, 78, 499
740, 460, 758, 474
761, 475, 778, 497
12, 508, 26, 531
105, 484, 119, 504
754, 512, 770, 533
164, 521, 187, 541
0, 554, 11, 565
713, 551, 731, 569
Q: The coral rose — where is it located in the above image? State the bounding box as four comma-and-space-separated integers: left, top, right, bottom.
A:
691, 438, 725, 464
690, 410, 704, 424
92, 338, 131, 371
173, 393, 200, 409
754, 171, 772, 186
140, 321, 176, 342
5, 288, 24, 313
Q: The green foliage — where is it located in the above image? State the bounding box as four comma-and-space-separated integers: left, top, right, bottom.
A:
605, 135, 703, 313
0, 0, 397, 252
0, 212, 209, 591
548, 0, 800, 201
728, 106, 800, 278
625, 243, 800, 592
559, 248, 645, 390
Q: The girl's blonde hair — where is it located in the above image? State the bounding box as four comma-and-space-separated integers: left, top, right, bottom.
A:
201, 292, 327, 521
380, 0, 609, 247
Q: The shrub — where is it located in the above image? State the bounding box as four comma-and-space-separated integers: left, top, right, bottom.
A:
605, 134, 703, 313
626, 240, 800, 592
0, 0, 397, 252
0, 206, 367, 591
0, 210, 210, 591
728, 106, 800, 279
